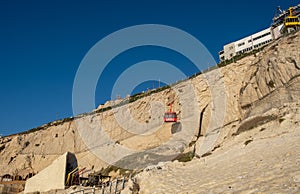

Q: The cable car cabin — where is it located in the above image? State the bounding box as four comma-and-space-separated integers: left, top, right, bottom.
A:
284, 8, 300, 27
164, 102, 177, 122
285, 16, 300, 27
164, 112, 177, 122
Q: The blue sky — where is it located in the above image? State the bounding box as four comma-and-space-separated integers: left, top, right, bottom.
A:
0, 0, 297, 136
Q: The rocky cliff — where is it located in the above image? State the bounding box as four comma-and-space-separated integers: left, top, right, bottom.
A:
1, 31, 300, 193
130, 31, 300, 193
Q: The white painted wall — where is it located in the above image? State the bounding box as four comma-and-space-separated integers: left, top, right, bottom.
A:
272, 24, 284, 39
219, 27, 274, 61
24, 152, 77, 193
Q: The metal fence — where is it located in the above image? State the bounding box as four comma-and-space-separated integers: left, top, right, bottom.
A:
70, 177, 127, 194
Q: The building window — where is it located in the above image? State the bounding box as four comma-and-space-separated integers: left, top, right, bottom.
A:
253, 32, 271, 41
241, 47, 253, 53
238, 42, 245, 47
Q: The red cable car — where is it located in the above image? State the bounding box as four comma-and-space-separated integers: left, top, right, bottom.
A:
164, 102, 177, 122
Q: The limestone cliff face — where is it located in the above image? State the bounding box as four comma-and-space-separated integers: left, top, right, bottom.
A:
1, 31, 300, 180
239, 34, 300, 118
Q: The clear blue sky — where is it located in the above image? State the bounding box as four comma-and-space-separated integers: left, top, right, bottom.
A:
0, 0, 296, 136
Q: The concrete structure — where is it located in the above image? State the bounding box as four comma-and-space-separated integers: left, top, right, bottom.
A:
272, 24, 284, 39
272, 4, 300, 30
24, 152, 77, 193
219, 27, 273, 61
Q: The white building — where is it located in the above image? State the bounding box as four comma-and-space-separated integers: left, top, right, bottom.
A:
219, 4, 300, 62
219, 27, 274, 61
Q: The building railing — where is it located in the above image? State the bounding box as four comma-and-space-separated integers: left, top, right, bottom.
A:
70, 177, 127, 194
